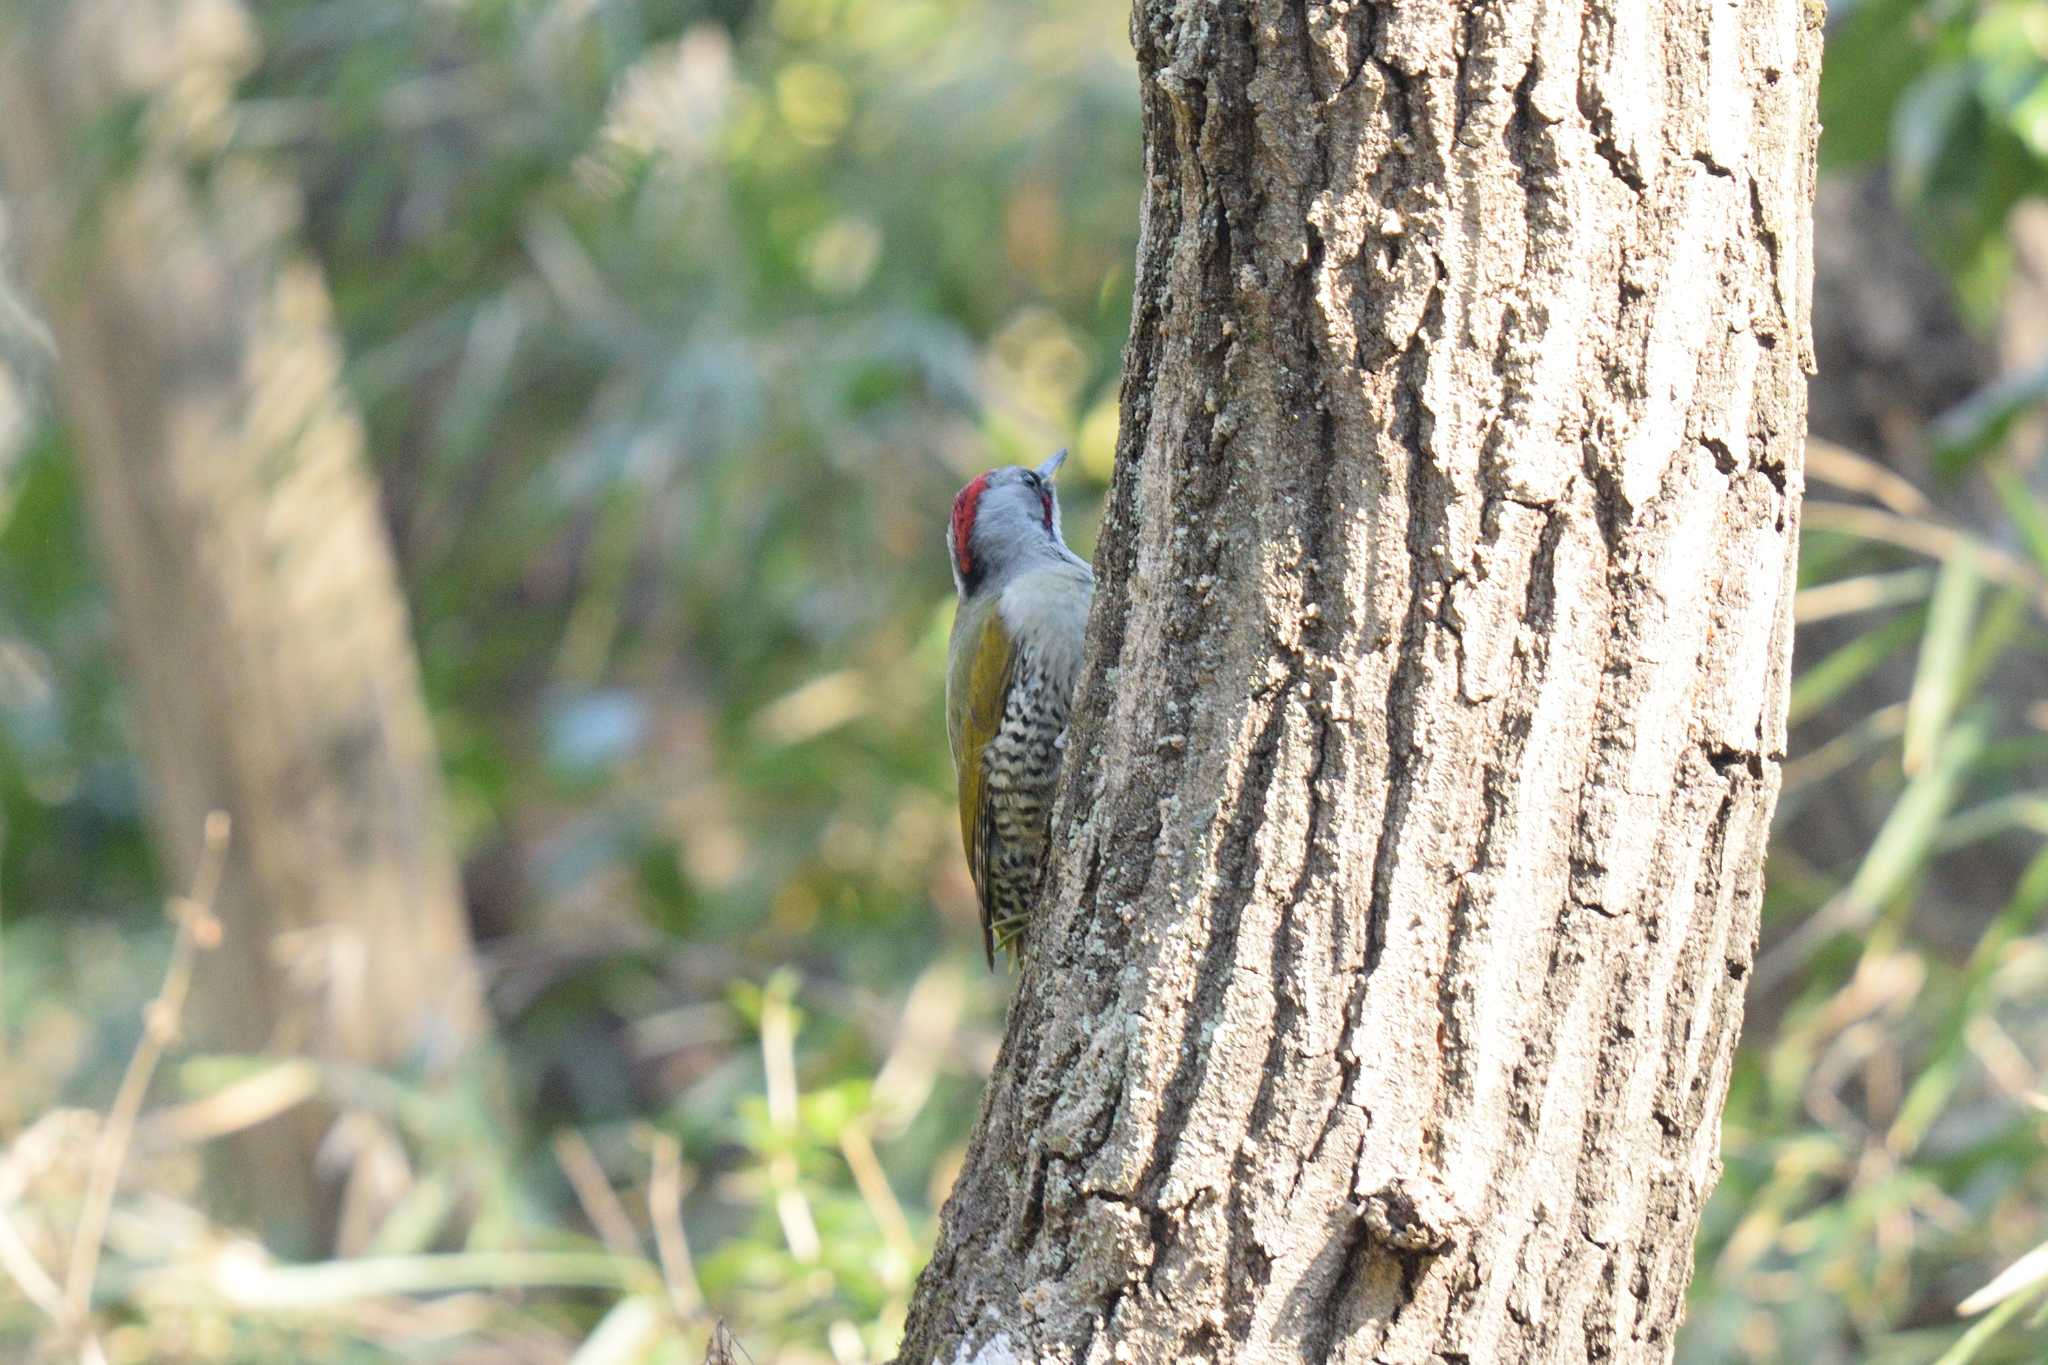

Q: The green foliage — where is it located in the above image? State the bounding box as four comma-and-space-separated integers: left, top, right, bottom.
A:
1933, 360, 2048, 471
1685, 467, 2048, 1361
0, 427, 156, 920
1823, 0, 2048, 313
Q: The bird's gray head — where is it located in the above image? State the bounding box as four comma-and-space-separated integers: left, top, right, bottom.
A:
948, 448, 1076, 597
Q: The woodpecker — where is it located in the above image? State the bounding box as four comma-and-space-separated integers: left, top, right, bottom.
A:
945, 449, 1093, 967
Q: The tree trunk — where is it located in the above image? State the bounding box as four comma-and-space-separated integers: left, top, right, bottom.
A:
901, 2, 1820, 1361
0, 0, 488, 1246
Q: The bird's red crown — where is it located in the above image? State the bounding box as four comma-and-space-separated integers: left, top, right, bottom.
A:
950, 472, 991, 578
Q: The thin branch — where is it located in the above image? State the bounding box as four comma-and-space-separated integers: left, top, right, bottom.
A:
757, 983, 821, 1264
60, 811, 230, 1335
189, 1248, 663, 1308
1804, 437, 1936, 520
1781, 704, 1906, 801
135, 1059, 320, 1150
837, 1118, 914, 1279
552, 1128, 642, 1259
644, 1129, 703, 1322
1793, 568, 1935, 623
1802, 502, 2048, 615
827, 1319, 869, 1365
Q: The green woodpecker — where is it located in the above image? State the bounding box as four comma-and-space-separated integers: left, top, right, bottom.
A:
946, 449, 1093, 966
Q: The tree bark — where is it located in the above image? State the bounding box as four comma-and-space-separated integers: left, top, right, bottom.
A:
901, 2, 1820, 1361
0, 0, 488, 1245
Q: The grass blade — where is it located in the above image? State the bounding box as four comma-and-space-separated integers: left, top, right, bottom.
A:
1903, 551, 1980, 775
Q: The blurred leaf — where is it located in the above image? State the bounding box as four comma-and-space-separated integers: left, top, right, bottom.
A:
1809, 711, 1987, 954
1938, 1286, 2042, 1365
1930, 361, 2048, 471
1788, 609, 1925, 723
1820, 0, 1939, 168
1889, 848, 2048, 1154
1957, 584, 2030, 701
368, 1175, 459, 1256
568, 1295, 670, 1365
1894, 65, 1980, 206
1958, 1239, 2048, 1320
1969, 3, 2048, 153
1988, 466, 2048, 574
1903, 550, 1979, 774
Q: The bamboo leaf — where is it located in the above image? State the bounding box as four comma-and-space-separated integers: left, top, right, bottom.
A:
1938, 1287, 2042, 1365
1931, 360, 2048, 472
1903, 550, 1980, 774
1988, 464, 2048, 574
1890, 849, 2048, 1155
1788, 611, 1925, 724
1847, 714, 1985, 919
1958, 1240, 2048, 1318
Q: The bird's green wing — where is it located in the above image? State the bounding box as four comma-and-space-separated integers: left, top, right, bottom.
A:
949, 605, 1015, 968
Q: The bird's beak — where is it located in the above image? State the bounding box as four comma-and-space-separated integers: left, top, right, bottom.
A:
1037, 448, 1069, 482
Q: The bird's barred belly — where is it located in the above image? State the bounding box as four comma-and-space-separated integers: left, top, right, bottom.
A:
980, 657, 1072, 931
